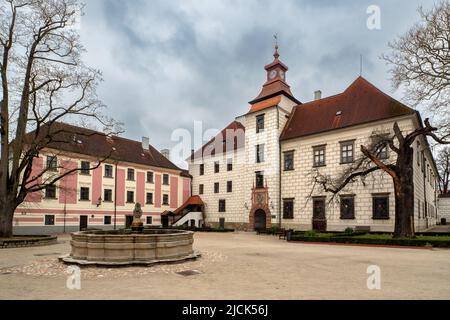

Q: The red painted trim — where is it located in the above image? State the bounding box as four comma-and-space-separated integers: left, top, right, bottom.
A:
155, 174, 161, 208
170, 176, 178, 208
183, 178, 190, 204
116, 168, 125, 206
137, 171, 145, 206
91, 165, 102, 205
25, 157, 43, 203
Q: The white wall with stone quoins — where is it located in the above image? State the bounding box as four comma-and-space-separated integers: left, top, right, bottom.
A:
280, 114, 438, 232
188, 148, 246, 226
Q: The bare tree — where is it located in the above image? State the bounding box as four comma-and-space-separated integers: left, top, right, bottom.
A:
312, 118, 448, 238
309, 1, 450, 238
436, 147, 450, 194
382, 1, 450, 132
0, 0, 121, 237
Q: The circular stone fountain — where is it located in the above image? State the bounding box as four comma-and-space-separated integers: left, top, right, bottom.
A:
60, 229, 200, 266
60, 204, 200, 266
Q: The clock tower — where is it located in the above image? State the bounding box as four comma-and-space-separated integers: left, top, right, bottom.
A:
249, 44, 300, 105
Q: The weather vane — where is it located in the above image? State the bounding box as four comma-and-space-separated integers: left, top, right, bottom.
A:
274, 33, 278, 48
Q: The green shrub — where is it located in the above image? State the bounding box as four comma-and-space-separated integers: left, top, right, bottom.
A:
344, 227, 354, 235
304, 230, 317, 237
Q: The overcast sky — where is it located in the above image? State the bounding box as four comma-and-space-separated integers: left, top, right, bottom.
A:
78, 0, 434, 168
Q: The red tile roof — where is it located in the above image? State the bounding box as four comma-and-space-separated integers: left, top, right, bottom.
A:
191, 121, 245, 160
173, 195, 204, 215
249, 79, 299, 105
280, 77, 416, 141
24, 122, 183, 171
247, 96, 282, 114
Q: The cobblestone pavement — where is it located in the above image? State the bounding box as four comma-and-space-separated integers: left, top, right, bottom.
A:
0, 232, 449, 300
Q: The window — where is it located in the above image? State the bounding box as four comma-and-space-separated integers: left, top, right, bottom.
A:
104, 189, 113, 202
256, 114, 265, 133
45, 185, 57, 199
256, 144, 265, 163
219, 199, 226, 212
340, 141, 354, 164
146, 216, 153, 225
340, 196, 355, 219
227, 181, 233, 193
214, 162, 220, 173
199, 184, 204, 195
313, 145, 326, 167
421, 151, 426, 174
46, 156, 58, 171
45, 215, 55, 226
214, 183, 220, 194
162, 194, 169, 205
283, 199, 294, 219
373, 195, 389, 219
127, 168, 135, 181
105, 164, 113, 178
163, 174, 169, 185
104, 216, 112, 225
199, 164, 204, 176
227, 158, 233, 171
377, 143, 388, 159
146, 192, 153, 205
127, 191, 134, 203
147, 172, 154, 183
80, 161, 90, 175
255, 171, 264, 189
284, 151, 294, 171
416, 142, 420, 166
80, 187, 90, 201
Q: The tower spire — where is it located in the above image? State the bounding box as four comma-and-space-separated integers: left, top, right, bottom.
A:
273, 34, 279, 60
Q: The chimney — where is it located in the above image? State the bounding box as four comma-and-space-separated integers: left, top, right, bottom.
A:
141, 137, 149, 150
314, 90, 322, 100
161, 149, 170, 159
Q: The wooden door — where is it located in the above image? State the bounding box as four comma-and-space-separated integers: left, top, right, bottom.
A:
312, 199, 327, 232
79, 215, 88, 231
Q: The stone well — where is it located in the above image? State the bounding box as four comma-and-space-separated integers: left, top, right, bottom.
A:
60, 229, 200, 266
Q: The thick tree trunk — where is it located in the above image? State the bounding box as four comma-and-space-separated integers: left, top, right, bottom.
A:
0, 201, 15, 238
393, 148, 415, 238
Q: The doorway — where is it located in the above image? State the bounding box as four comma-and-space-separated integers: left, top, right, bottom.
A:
312, 198, 327, 232
125, 215, 133, 229
254, 209, 266, 231
79, 215, 88, 231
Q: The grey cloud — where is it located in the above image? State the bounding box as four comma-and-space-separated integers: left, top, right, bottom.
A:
78, 0, 433, 168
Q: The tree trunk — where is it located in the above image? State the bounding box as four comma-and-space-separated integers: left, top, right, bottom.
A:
393, 148, 415, 238
0, 201, 15, 238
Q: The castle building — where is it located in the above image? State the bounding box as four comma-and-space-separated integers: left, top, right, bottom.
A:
187, 46, 439, 232
14, 122, 191, 234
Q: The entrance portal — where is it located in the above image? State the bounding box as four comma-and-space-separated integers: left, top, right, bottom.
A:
312, 198, 327, 232
254, 209, 267, 231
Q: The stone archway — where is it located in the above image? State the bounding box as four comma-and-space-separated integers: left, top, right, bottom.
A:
254, 209, 267, 231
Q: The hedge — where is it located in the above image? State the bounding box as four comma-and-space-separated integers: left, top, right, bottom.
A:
288, 233, 450, 248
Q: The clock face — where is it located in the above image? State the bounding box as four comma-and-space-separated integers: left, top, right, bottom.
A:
269, 70, 277, 80
279, 70, 285, 80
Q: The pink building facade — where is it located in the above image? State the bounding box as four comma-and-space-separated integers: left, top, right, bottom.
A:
14, 123, 191, 235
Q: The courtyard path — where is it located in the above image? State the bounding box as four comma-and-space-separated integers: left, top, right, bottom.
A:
0, 232, 449, 299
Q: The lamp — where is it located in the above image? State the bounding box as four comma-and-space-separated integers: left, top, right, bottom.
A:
244, 202, 248, 209
96, 197, 102, 207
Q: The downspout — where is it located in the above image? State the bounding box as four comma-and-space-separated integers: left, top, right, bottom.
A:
114, 161, 118, 230
277, 106, 282, 228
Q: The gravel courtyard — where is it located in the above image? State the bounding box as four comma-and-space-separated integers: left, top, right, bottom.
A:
0, 232, 449, 300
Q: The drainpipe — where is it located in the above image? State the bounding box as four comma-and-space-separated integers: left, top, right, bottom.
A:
114, 161, 118, 230
277, 106, 282, 228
